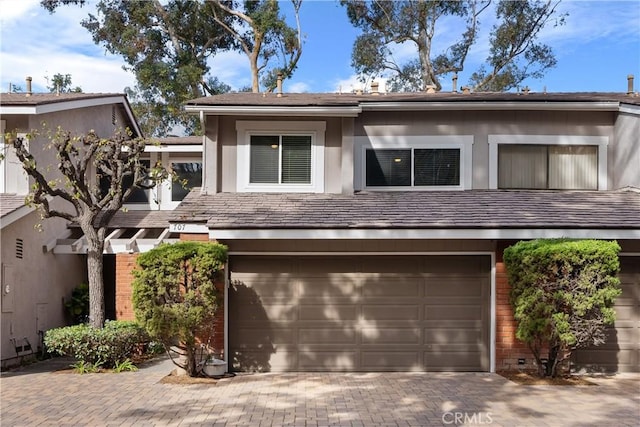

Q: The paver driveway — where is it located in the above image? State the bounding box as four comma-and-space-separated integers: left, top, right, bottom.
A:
1, 356, 638, 426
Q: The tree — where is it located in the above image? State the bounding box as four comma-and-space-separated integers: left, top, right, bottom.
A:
46, 73, 83, 93
41, 0, 234, 136
8, 126, 167, 328
132, 242, 228, 377
341, 0, 564, 92
504, 239, 621, 378
208, 0, 304, 92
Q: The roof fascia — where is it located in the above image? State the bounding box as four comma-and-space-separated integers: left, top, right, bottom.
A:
0, 205, 34, 229
360, 101, 621, 112
619, 103, 640, 115
208, 228, 640, 240
184, 105, 362, 117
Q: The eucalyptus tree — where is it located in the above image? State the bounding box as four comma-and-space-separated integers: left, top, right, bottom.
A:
208, 0, 304, 93
341, 0, 564, 92
41, 0, 234, 136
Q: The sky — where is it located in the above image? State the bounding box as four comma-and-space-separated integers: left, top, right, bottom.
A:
0, 0, 639, 96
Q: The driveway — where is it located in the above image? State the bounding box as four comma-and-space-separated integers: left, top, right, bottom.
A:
0, 357, 638, 426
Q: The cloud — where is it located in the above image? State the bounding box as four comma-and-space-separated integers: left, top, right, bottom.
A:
286, 81, 312, 93
1, 1, 135, 93
331, 74, 389, 93
0, 0, 40, 24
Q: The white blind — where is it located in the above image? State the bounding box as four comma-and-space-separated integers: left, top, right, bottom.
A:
498, 145, 547, 189
548, 146, 598, 190
281, 136, 311, 184
250, 135, 280, 184
414, 148, 460, 186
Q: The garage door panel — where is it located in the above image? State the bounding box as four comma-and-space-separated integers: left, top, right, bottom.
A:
361, 351, 420, 370
234, 327, 295, 346
363, 305, 420, 320
426, 305, 483, 321
299, 351, 358, 370
299, 305, 358, 321
361, 278, 421, 297
424, 328, 483, 344
230, 255, 490, 372
572, 256, 639, 373
425, 351, 483, 371
361, 328, 421, 344
299, 328, 356, 344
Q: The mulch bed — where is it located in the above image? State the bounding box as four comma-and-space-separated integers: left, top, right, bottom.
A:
498, 370, 596, 385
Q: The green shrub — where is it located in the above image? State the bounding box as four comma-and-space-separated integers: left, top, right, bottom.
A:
65, 282, 90, 324
504, 239, 621, 377
44, 320, 149, 369
133, 241, 227, 377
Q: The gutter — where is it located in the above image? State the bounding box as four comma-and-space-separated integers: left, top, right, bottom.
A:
184, 105, 362, 117
360, 101, 622, 112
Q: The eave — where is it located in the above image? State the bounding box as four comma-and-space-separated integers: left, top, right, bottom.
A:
184, 105, 362, 117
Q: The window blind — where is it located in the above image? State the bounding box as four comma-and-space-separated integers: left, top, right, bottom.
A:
281, 136, 312, 184
250, 135, 280, 184
414, 149, 460, 186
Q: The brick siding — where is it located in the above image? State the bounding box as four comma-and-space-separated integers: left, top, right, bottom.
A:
113, 234, 225, 357
495, 241, 535, 372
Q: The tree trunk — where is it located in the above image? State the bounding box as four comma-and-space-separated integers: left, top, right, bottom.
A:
82, 221, 106, 328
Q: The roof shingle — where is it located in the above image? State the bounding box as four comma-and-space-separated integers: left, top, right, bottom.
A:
171, 189, 640, 230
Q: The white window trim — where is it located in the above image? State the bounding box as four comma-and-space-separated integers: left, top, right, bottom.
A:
488, 135, 608, 190
236, 121, 326, 193
355, 135, 473, 191
160, 155, 202, 210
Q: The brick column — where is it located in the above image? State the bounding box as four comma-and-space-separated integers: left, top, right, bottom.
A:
495, 241, 532, 372
115, 253, 139, 321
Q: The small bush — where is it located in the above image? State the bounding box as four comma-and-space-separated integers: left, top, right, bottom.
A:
44, 320, 149, 369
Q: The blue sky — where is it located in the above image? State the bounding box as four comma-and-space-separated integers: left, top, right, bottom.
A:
1, 0, 639, 95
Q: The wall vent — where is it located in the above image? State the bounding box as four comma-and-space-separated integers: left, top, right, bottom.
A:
15, 239, 23, 259
111, 106, 116, 125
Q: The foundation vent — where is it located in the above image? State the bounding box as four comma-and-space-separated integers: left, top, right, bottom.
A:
16, 239, 24, 259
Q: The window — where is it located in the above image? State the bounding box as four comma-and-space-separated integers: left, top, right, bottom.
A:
489, 135, 608, 190
249, 135, 311, 184
236, 121, 326, 193
499, 145, 597, 190
356, 135, 472, 191
100, 159, 151, 203
366, 148, 460, 187
171, 162, 202, 201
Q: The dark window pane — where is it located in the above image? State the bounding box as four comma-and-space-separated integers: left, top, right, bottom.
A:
171, 162, 202, 201
250, 135, 279, 184
366, 149, 411, 186
100, 159, 150, 203
414, 149, 460, 186
281, 135, 311, 184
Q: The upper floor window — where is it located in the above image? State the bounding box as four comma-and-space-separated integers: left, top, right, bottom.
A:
250, 135, 311, 184
171, 161, 202, 201
237, 121, 325, 193
355, 135, 473, 191
489, 135, 608, 191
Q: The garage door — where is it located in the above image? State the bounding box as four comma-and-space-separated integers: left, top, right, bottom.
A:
572, 256, 640, 373
229, 255, 490, 372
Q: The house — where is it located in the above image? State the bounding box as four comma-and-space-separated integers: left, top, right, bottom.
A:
115, 84, 640, 374
0, 88, 143, 367
0, 84, 205, 368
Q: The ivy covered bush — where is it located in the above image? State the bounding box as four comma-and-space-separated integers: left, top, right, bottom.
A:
132, 241, 227, 377
44, 320, 149, 370
504, 239, 621, 377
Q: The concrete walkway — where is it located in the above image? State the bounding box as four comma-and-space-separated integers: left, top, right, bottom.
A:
0, 357, 638, 426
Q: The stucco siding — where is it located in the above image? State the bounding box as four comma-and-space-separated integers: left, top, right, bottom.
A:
1, 205, 86, 366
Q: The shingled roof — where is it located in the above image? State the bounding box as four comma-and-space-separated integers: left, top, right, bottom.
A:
171, 189, 640, 230
0, 92, 126, 106
0, 194, 27, 218
186, 91, 640, 107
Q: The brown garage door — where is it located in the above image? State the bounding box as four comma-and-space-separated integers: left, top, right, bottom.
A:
572, 256, 640, 373
229, 255, 490, 372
